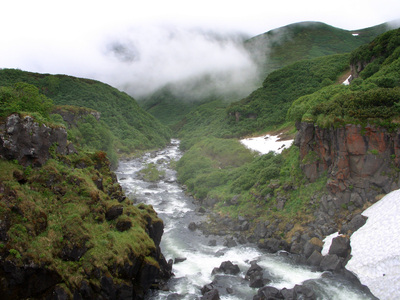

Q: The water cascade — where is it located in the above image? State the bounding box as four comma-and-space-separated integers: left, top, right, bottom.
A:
116, 140, 375, 300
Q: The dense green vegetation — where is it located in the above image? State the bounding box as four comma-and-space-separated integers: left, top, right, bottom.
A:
0, 150, 161, 294
289, 28, 400, 127
226, 54, 350, 135
0, 82, 53, 121
0, 69, 171, 157
176, 137, 326, 226
141, 21, 390, 128
174, 27, 400, 233
246, 21, 390, 78
0, 84, 166, 295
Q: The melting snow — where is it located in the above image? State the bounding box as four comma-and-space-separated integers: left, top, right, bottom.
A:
343, 74, 352, 85
346, 189, 400, 300
240, 134, 293, 154
321, 232, 341, 256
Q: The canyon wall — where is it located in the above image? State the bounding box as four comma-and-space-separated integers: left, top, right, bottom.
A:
295, 122, 400, 217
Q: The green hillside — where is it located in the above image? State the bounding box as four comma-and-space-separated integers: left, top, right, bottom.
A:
246, 21, 390, 78
0, 69, 171, 159
175, 27, 400, 233
140, 22, 391, 127
226, 53, 350, 135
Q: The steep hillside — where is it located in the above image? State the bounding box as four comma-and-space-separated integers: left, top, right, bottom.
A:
226, 53, 350, 135
174, 28, 400, 267
245, 21, 391, 79
0, 69, 171, 158
142, 22, 391, 128
0, 86, 171, 298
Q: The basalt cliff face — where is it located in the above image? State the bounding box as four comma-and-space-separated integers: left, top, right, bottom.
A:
0, 113, 171, 299
295, 122, 400, 219
0, 114, 75, 167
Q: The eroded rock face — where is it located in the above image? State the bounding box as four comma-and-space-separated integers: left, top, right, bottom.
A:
295, 122, 400, 205
0, 114, 74, 166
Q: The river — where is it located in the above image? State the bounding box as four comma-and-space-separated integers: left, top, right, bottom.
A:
115, 139, 376, 300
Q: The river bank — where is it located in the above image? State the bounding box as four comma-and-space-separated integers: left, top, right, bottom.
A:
116, 139, 377, 299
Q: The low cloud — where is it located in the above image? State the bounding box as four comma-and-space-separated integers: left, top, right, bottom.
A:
98, 26, 261, 99
0, 23, 262, 100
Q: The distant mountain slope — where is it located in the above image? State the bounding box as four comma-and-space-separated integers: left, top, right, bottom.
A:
0, 69, 171, 155
226, 53, 350, 135
245, 21, 392, 78
141, 21, 392, 127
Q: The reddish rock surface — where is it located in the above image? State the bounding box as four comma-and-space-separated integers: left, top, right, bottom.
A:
295, 122, 400, 200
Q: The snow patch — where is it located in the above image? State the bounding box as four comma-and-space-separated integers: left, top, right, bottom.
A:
321, 232, 340, 256
346, 189, 400, 300
240, 134, 293, 154
343, 74, 352, 85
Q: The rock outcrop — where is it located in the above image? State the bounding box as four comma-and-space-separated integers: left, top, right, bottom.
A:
295, 122, 400, 209
0, 113, 75, 166
0, 113, 172, 299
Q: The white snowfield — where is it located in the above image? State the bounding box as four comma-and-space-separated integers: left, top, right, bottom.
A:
346, 189, 400, 300
240, 134, 293, 154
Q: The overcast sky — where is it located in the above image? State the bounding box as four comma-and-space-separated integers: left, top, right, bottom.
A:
1, 0, 400, 97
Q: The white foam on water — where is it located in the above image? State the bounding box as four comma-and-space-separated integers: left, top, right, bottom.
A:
257, 256, 321, 289
346, 189, 400, 300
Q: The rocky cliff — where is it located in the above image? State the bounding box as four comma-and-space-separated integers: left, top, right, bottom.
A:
0, 113, 172, 299
0, 113, 75, 166
295, 121, 400, 221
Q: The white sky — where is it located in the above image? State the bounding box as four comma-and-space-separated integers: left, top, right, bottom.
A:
1, 0, 400, 96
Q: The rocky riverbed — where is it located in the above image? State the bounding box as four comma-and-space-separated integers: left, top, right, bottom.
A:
116, 139, 377, 299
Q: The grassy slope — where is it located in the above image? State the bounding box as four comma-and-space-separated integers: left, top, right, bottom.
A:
246, 21, 390, 79
141, 22, 390, 128
226, 53, 350, 135
0, 69, 171, 155
175, 28, 400, 237
0, 87, 165, 295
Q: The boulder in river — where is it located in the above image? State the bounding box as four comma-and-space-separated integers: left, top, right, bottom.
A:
212, 261, 240, 275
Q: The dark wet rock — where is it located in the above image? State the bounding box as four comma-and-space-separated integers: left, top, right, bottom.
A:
167, 293, 185, 300
212, 261, 240, 275
258, 238, 290, 253
52, 285, 70, 300
245, 261, 263, 280
226, 287, 234, 294
320, 254, 344, 272
292, 284, 316, 299
303, 238, 323, 259
306, 250, 323, 267
280, 287, 296, 299
105, 205, 123, 221
223, 237, 237, 248
254, 286, 281, 300
340, 214, 368, 235
328, 236, 351, 258
201, 283, 215, 295
116, 219, 132, 232
188, 222, 197, 231
0, 260, 62, 299
174, 257, 187, 264
0, 114, 74, 167
237, 235, 248, 244
60, 240, 88, 261
249, 270, 270, 288
202, 288, 220, 300
208, 239, 217, 246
